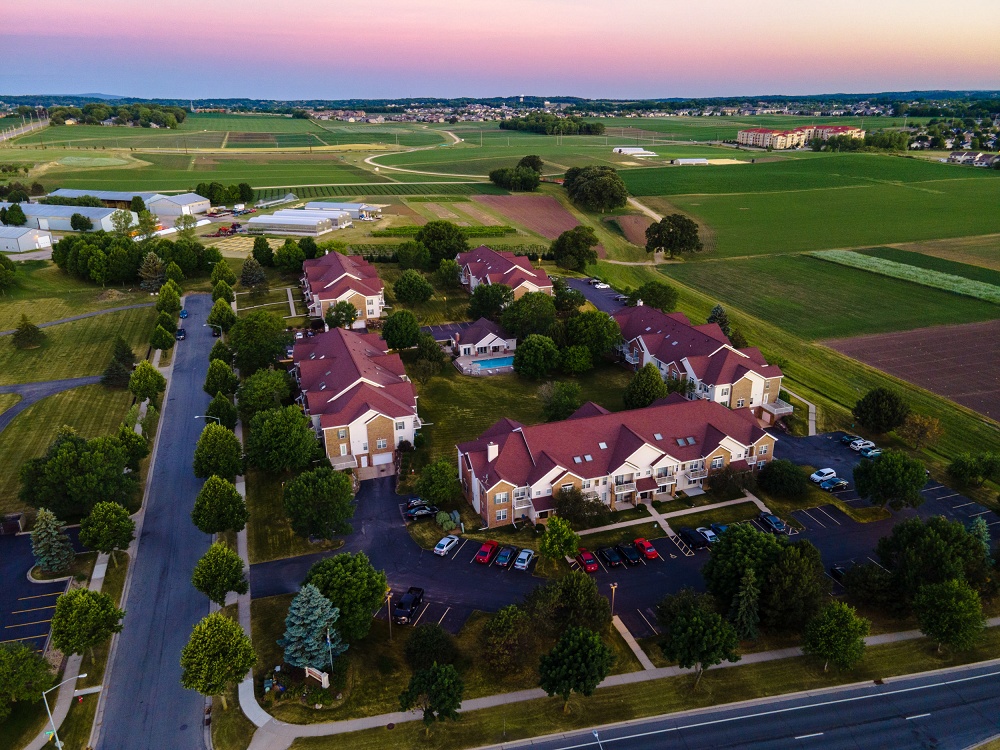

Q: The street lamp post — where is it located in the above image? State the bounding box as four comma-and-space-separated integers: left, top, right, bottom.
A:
386, 590, 392, 642
592, 729, 605, 750
43, 673, 87, 748
195, 415, 221, 424
609, 583, 618, 617
204, 323, 223, 335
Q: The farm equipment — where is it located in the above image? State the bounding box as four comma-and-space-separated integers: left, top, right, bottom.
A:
207, 222, 245, 238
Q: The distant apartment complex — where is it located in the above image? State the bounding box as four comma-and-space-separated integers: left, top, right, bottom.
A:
736, 125, 865, 149
457, 395, 777, 528
614, 305, 792, 424
293, 328, 419, 471
301, 251, 385, 327
456, 245, 553, 299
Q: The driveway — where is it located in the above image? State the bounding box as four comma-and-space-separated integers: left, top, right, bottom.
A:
564, 277, 627, 314
0, 376, 102, 435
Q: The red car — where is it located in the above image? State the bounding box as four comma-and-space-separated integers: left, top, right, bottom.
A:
575, 548, 599, 573
475, 540, 499, 564
634, 538, 658, 560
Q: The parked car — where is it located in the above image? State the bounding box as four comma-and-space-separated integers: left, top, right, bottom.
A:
513, 548, 535, 571
616, 543, 641, 566
475, 540, 499, 564
294, 331, 304, 340
392, 587, 424, 625
175, 328, 186, 340
405, 496, 430, 510
677, 527, 708, 550
576, 548, 599, 573
809, 468, 837, 483
860, 447, 883, 459
614, 294, 629, 302
829, 565, 847, 583
433, 535, 460, 556
758, 512, 787, 535
179, 309, 189, 319
495, 546, 518, 568
840, 433, 861, 445
212, 327, 222, 338
403, 505, 439, 521
697, 527, 719, 544
597, 547, 622, 568
820, 477, 849, 492
594, 283, 611, 289
850, 439, 876, 452
710, 523, 729, 537
634, 538, 658, 559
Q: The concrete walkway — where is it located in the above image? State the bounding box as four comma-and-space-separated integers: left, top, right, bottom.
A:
578, 494, 770, 538
613, 615, 656, 670
0, 376, 102, 435
0, 303, 154, 337
284, 287, 298, 317
783, 387, 818, 436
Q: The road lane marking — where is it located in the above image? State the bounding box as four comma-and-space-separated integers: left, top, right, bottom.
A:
437, 607, 451, 625
906, 713, 931, 720
16, 592, 63, 601
795, 733, 824, 739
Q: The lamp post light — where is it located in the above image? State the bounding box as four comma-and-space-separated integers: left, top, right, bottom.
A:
44, 673, 87, 748
592, 729, 605, 750
204, 323, 223, 335
609, 582, 618, 617
386, 590, 392, 642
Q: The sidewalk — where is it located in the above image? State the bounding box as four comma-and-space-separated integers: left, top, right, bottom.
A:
579, 493, 770, 539
782, 387, 817, 436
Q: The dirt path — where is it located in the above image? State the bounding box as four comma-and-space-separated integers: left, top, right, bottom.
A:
627, 197, 663, 221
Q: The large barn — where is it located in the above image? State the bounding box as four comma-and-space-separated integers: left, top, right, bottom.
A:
0, 203, 134, 232
0, 226, 53, 252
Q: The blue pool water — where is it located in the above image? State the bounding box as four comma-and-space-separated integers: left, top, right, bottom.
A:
472, 356, 514, 369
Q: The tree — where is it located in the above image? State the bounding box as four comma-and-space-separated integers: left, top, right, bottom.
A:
79, 501, 134, 566
155, 283, 181, 316
382, 310, 420, 350
518, 154, 544, 173
852, 387, 910, 434
802, 602, 870, 671
405, 623, 457, 672
155, 311, 178, 335
138, 251, 165, 290
656, 589, 740, 688
283, 467, 355, 539
394, 269, 434, 304
149, 325, 175, 352
298, 236, 318, 260
204, 358, 239, 397
489, 166, 541, 191
756, 459, 809, 499
397, 240, 430, 271
623, 363, 669, 409
399, 663, 464, 728
193, 423, 244, 480
563, 166, 628, 212
513, 334, 560, 379
129, 360, 166, 404
434, 259, 461, 289
211, 280, 235, 305
467, 282, 513, 322
525, 572, 611, 634
729, 328, 748, 349
565, 311, 620, 361
538, 516, 581, 560
702, 523, 784, 611
501, 292, 557, 339
130, 195, 146, 213
102, 358, 132, 389
278, 584, 347, 670
853, 450, 927, 510
538, 626, 614, 710
645, 213, 702, 258
11, 314, 45, 349
211, 261, 237, 286
70, 213, 94, 231
968, 516, 992, 558
550, 225, 599, 271
483, 605, 530, 671
30, 508, 75, 574
229, 310, 288, 375
192, 542, 249, 606
252, 236, 274, 267
626, 281, 679, 312
240, 256, 268, 295
50, 589, 124, 659
414, 459, 461, 506
246, 405, 318, 474
207, 297, 237, 333
325, 300, 359, 330
706, 304, 732, 337
174, 214, 198, 239
274, 240, 306, 273
303, 553, 388, 642
914, 579, 985, 653
0, 642, 54, 723
236, 368, 291, 423
238, 182, 255, 204
559, 346, 592, 375
192, 475, 248, 534
540, 381, 583, 421
4, 202, 26, 226
553, 279, 585, 313
209, 340, 234, 366
729, 568, 760, 641
180, 612, 257, 710
416, 332, 445, 366
414, 220, 469, 269
760, 541, 830, 631
111, 336, 137, 369
0, 254, 17, 294
164, 261, 185, 287
134, 211, 159, 245
947, 452, 1000, 488
205, 391, 238, 431
553, 486, 611, 528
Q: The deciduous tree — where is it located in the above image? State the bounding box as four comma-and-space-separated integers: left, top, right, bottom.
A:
760, 541, 830, 631
802, 602, 870, 671
204, 358, 239, 397
283, 467, 355, 539
394, 269, 434, 305
399, 663, 464, 727
501, 291, 557, 339
229, 310, 288, 375
149, 324, 175, 352
525, 571, 610, 635
538, 516, 580, 560
702, 523, 784, 611
657, 589, 740, 688
51, 589, 125, 659
434, 259, 461, 289
129, 360, 166, 404
246, 405, 318, 474
0, 643, 54, 723
236, 368, 291, 423
414, 459, 461, 506
914, 579, 985, 652
513, 334, 560, 379
180, 612, 257, 710
540, 381, 583, 421
211, 261, 237, 287
467, 282, 513, 322
756, 459, 809, 499
303, 553, 388, 642
565, 311, 620, 361
645, 214, 702, 258
212, 280, 235, 304
192, 475, 248, 534
205, 391, 238, 431
564, 166, 628, 212
192, 542, 248, 606
626, 281, 678, 312
853, 450, 927, 510
207, 297, 237, 333
79, 502, 134, 566
483, 605, 530, 671
551, 226, 599, 271
405, 623, 457, 672
622, 362, 668, 409
155, 283, 181, 316
274, 239, 305, 274
324, 300, 359, 330
382, 310, 420, 349
414, 220, 469, 270
397, 240, 430, 271
852, 387, 910, 434
538, 626, 614, 710
192, 423, 243, 480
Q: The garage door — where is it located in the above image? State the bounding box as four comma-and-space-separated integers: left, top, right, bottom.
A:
373, 452, 394, 466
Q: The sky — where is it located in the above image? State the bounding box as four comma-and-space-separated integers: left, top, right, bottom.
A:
3, 0, 999, 100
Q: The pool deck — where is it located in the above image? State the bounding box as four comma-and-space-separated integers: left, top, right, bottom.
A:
454, 351, 516, 376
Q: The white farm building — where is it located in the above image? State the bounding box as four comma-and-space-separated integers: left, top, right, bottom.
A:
613, 147, 657, 156
247, 213, 335, 237
302, 202, 382, 220
280, 209, 352, 229
48, 188, 211, 216
0, 226, 53, 252
0, 203, 135, 232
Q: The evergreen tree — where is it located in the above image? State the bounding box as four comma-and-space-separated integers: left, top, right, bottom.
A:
240, 256, 269, 295
11, 314, 45, 349
138, 251, 165, 290
79, 501, 134, 566
205, 391, 238, 431
4, 202, 27, 226
191, 476, 248, 534
30, 508, 75, 574
192, 542, 248, 606
50, 589, 125, 659
252, 236, 274, 267
111, 336, 137, 368
212, 279, 235, 304
622, 362, 669, 409
729, 568, 760, 641
180, 612, 257, 710
101, 358, 132, 388
277, 584, 347, 670
968, 517, 992, 558
707, 304, 732, 338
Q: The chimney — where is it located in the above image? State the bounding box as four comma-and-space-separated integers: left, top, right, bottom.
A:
636, 299, 644, 307
486, 442, 499, 462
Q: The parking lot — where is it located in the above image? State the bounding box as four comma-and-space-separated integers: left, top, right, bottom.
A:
0, 533, 73, 653
563, 278, 627, 314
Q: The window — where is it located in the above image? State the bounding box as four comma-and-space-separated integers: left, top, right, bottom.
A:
561, 483, 574, 493
362, 442, 368, 452
721, 387, 729, 396
376, 438, 387, 450
750, 397, 755, 405
764, 381, 771, 390
736, 398, 745, 408
582, 480, 591, 489
496, 509, 508, 522
758, 444, 768, 455
763, 394, 769, 404
495, 492, 509, 504
656, 467, 669, 478
514, 487, 527, 499
395, 421, 405, 431
711, 457, 724, 469
338, 429, 347, 439
757, 461, 767, 470
339, 444, 347, 456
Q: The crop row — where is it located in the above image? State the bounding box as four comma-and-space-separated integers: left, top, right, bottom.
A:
254, 184, 506, 200
370, 225, 517, 238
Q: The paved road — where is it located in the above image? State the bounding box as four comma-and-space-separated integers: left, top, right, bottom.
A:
0, 376, 102, 435
96, 294, 215, 750
0, 303, 155, 337
497, 660, 1000, 750
564, 278, 627, 314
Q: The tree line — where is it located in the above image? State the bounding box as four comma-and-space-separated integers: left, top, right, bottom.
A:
47, 103, 187, 128
499, 113, 605, 136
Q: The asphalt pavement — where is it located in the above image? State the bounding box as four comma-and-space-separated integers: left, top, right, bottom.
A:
96, 294, 215, 750
0, 376, 102, 435
563, 277, 627, 313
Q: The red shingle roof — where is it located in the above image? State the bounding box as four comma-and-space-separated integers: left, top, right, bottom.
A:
303, 251, 384, 302
457, 246, 552, 293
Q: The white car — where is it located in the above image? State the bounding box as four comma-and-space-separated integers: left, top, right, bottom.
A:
697, 527, 719, 544
850, 439, 876, 452
513, 548, 535, 571
809, 468, 837, 483
433, 535, 460, 556
594, 283, 611, 289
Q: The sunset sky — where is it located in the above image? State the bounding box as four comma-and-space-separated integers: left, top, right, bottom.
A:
4, 0, 998, 99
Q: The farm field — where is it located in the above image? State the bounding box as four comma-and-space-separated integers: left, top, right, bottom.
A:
858, 246, 1000, 286
613, 214, 654, 245
471, 194, 582, 239
587, 115, 922, 141
660, 255, 1000, 340
893, 235, 1000, 271
253, 182, 505, 201
825, 319, 1000, 421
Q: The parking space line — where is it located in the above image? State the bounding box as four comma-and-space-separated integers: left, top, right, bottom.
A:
953, 502, 975, 509
452, 539, 469, 559
988, 520, 1000, 526
867, 557, 890, 572
16, 592, 63, 601
412, 606, 429, 627
596, 557, 609, 574
437, 607, 451, 625
968, 510, 991, 517
924, 484, 944, 491
636, 609, 658, 634
796, 509, 825, 528
814, 507, 842, 525
936, 493, 960, 500
11, 605, 57, 615
5, 619, 51, 629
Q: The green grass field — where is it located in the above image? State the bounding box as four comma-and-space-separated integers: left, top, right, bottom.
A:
859, 246, 1000, 286
589, 115, 923, 141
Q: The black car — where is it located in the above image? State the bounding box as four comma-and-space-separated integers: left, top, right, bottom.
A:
211, 327, 222, 338
758, 512, 788, 535
840, 433, 861, 445
495, 546, 517, 568
615, 543, 642, 566
175, 328, 187, 340
405, 497, 429, 510
829, 565, 848, 583
403, 505, 439, 521
677, 527, 708, 550
597, 547, 622, 567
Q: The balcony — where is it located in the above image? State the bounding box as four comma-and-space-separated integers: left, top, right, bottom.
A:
655, 475, 677, 489
582, 490, 600, 501
684, 468, 708, 481
614, 482, 636, 494
329, 454, 358, 471
762, 398, 794, 417
514, 496, 532, 511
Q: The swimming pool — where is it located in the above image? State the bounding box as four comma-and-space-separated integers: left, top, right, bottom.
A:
472, 356, 514, 369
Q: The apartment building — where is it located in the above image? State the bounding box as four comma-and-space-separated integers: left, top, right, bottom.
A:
736, 124, 865, 149
456, 245, 553, 299
457, 394, 776, 528
300, 251, 385, 327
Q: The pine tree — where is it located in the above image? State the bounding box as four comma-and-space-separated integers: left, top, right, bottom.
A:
30, 508, 75, 574
11, 314, 45, 349
729, 568, 760, 641
277, 584, 347, 670
707, 304, 732, 337
240, 256, 268, 294
138, 251, 165, 290
967, 517, 991, 557
252, 236, 274, 267
111, 336, 137, 368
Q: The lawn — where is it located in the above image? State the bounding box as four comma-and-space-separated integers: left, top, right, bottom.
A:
591, 115, 921, 141
579, 521, 666, 552
0, 393, 21, 416
659, 501, 762, 532
661, 255, 999, 340
894, 234, 1000, 272
858, 246, 1000, 286
211, 604, 258, 750
379, 265, 471, 326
